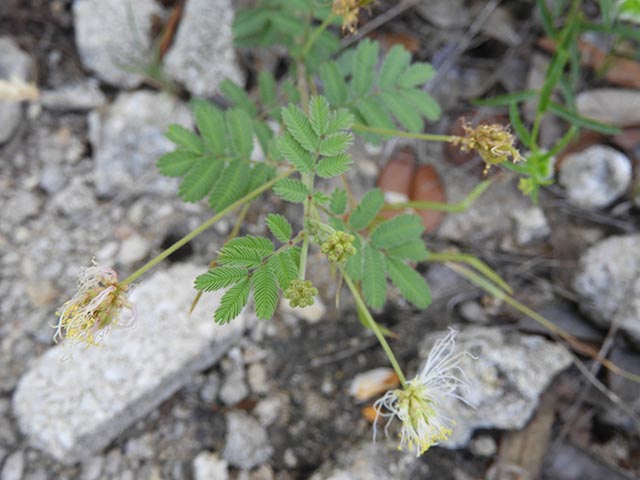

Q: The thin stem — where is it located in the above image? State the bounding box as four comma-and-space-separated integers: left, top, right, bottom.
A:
352, 124, 457, 143
299, 13, 337, 60
341, 268, 407, 387
298, 173, 314, 280
382, 179, 494, 213
122, 169, 293, 285
426, 251, 513, 294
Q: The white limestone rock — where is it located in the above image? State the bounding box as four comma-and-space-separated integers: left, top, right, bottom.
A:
13, 263, 244, 464
164, 0, 243, 97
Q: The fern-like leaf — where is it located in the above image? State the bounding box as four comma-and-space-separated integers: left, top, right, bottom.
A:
252, 264, 279, 320
209, 160, 250, 211
220, 79, 257, 116
318, 132, 353, 157
325, 108, 354, 135
349, 188, 385, 230
226, 109, 254, 158
316, 153, 352, 178
273, 178, 309, 203
157, 150, 201, 177
258, 70, 277, 107
277, 132, 315, 174
397, 63, 436, 88
378, 44, 412, 89
192, 99, 226, 155
344, 234, 364, 281
370, 214, 425, 249
215, 277, 251, 324
281, 104, 319, 153
319, 62, 348, 105
309, 95, 331, 136
178, 156, 223, 202
165, 124, 204, 154
218, 236, 274, 268
266, 213, 292, 242
386, 240, 429, 262
329, 189, 347, 215
351, 39, 379, 97
386, 256, 431, 308
268, 250, 298, 290
362, 243, 387, 309
194, 266, 248, 291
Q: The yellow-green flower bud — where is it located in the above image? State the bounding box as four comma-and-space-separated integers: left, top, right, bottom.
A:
283, 279, 318, 308
320, 231, 356, 263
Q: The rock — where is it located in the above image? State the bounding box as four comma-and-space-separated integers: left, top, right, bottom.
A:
219, 367, 249, 406
89, 91, 193, 199
469, 435, 497, 457
164, 0, 243, 97
576, 89, 640, 127
80, 456, 104, 480
0, 37, 32, 143
0, 451, 24, 480
573, 234, 640, 345
222, 412, 273, 470
280, 296, 326, 323
13, 263, 245, 464
418, 327, 572, 448
193, 452, 228, 480
4, 191, 41, 224
125, 433, 155, 462
39, 165, 67, 195
458, 301, 490, 324
253, 396, 283, 427
511, 206, 550, 245
415, 0, 470, 28
559, 145, 631, 209
544, 442, 630, 480
73, 0, 161, 88
40, 80, 106, 111
309, 442, 428, 480
247, 362, 269, 395
199, 373, 220, 403
117, 234, 150, 266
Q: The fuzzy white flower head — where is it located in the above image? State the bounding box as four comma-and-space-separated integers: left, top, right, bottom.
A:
54, 261, 136, 346
373, 328, 473, 456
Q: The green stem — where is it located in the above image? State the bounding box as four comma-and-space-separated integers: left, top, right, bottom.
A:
341, 268, 407, 387
426, 251, 513, 294
381, 179, 494, 213
299, 13, 337, 60
122, 169, 293, 285
298, 173, 314, 280
352, 124, 457, 143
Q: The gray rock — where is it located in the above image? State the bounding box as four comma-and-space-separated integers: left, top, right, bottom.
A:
219, 367, 249, 406
164, 0, 243, 97
418, 327, 572, 448
73, 0, 161, 88
80, 456, 104, 480
247, 362, 269, 394
40, 80, 106, 111
223, 412, 273, 469
39, 165, 67, 195
193, 452, 228, 480
13, 263, 245, 464
199, 373, 220, 403
254, 396, 283, 427
511, 206, 550, 245
415, 0, 470, 28
576, 89, 640, 127
4, 191, 41, 224
559, 145, 631, 209
469, 435, 497, 457
0, 451, 24, 480
0, 37, 31, 143
573, 234, 640, 345
309, 442, 428, 480
458, 301, 490, 324
89, 91, 193, 199
117, 234, 150, 266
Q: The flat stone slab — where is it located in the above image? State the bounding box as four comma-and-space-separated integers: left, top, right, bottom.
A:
13, 263, 244, 465
419, 327, 572, 448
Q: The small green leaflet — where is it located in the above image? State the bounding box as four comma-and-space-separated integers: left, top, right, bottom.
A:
349, 188, 385, 230
266, 213, 292, 242
192, 99, 226, 155
386, 257, 431, 308
194, 266, 248, 291
268, 250, 298, 290
178, 156, 223, 202
218, 236, 274, 268
362, 243, 387, 309
370, 214, 425, 249
215, 277, 251, 324
316, 153, 352, 178
330, 189, 347, 215
251, 264, 279, 320
386, 240, 429, 262
309, 95, 331, 136
157, 150, 201, 177
277, 133, 314, 174
281, 104, 319, 153
273, 178, 309, 203
165, 124, 204, 154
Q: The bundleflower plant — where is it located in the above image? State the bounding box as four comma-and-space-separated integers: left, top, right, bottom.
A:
373, 328, 474, 456
54, 262, 136, 346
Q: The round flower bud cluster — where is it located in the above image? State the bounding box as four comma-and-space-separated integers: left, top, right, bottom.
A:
283, 279, 318, 308
321, 231, 356, 263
